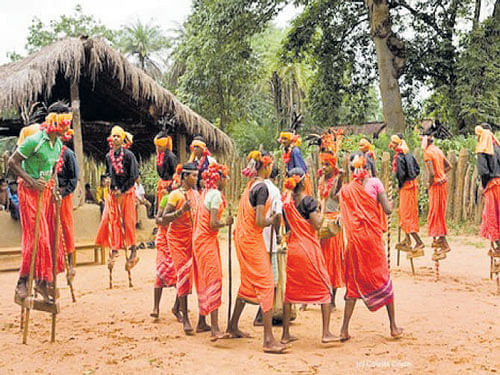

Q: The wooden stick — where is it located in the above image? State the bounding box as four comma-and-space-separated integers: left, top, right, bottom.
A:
63, 253, 76, 303
51, 192, 61, 343
226, 205, 233, 331
116, 195, 132, 288
387, 178, 393, 270
22, 191, 43, 345
397, 226, 401, 266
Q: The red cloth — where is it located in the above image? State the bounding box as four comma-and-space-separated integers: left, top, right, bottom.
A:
427, 181, 448, 237
234, 180, 275, 312
320, 212, 345, 288
303, 174, 313, 196
398, 180, 419, 234
18, 179, 64, 282
60, 193, 75, 253
480, 178, 500, 241
167, 188, 199, 297
155, 226, 176, 288
339, 180, 394, 311
192, 190, 225, 315
95, 187, 137, 249
282, 193, 331, 304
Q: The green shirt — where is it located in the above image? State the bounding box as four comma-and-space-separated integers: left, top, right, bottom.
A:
17, 130, 62, 181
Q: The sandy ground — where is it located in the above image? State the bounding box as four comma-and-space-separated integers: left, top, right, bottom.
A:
0, 231, 499, 375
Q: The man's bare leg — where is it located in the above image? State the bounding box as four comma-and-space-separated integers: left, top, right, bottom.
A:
320, 303, 339, 343
226, 297, 251, 338
386, 300, 404, 338
439, 236, 450, 252
280, 302, 297, 344
150, 287, 162, 318
340, 298, 356, 342
171, 296, 182, 322
209, 309, 227, 340
179, 295, 194, 335
331, 288, 337, 309
410, 233, 424, 248
196, 314, 211, 333
262, 309, 287, 353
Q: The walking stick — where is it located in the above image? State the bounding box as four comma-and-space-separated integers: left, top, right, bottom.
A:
226, 204, 233, 330
107, 199, 114, 289
387, 178, 393, 270
50, 187, 62, 343
22, 191, 43, 344
62, 241, 76, 303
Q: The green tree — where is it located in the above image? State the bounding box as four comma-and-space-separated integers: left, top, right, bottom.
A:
116, 20, 170, 77
172, 0, 282, 132
25, 4, 116, 53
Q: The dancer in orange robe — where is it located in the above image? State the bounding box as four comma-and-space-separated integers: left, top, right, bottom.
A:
150, 190, 180, 321
279, 130, 313, 195
162, 163, 209, 335
228, 151, 287, 354
318, 152, 345, 307
9, 102, 72, 302
389, 135, 424, 254
422, 136, 451, 258
281, 168, 339, 344
154, 132, 177, 205
339, 152, 403, 342
475, 124, 500, 256
95, 126, 140, 272
192, 163, 233, 340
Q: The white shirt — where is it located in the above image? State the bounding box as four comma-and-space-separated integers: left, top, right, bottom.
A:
263, 179, 282, 253
135, 182, 145, 199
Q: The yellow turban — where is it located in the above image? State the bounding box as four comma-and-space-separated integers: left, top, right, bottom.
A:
17, 124, 41, 146
111, 125, 126, 141
359, 138, 373, 152
124, 132, 133, 145
154, 135, 173, 151
390, 135, 409, 154
475, 125, 498, 155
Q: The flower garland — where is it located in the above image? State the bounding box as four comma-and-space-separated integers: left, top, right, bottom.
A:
55, 145, 67, 174
156, 151, 165, 167
282, 148, 292, 165
109, 148, 124, 175
319, 176, 335, 199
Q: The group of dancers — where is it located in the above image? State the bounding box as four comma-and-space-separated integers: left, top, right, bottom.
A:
8, 100, 500, 351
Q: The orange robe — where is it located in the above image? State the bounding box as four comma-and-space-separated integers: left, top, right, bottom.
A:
167, 188, 199, 297
193, 190, 226, 315
155, 225, 176, 288
19, 179, 64, 282
398, 179, 419, 234
480, 178, 500, 241
234, 180, 274, 312
339, 180, 394, 311
282, 194, 331, 304
424, 145, 448, 237
95, 187, 137, 249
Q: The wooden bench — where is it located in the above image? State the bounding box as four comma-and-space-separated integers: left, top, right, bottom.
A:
0, 242, 105, 272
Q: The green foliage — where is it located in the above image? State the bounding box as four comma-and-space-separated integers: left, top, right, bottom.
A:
116, 20, 170, 77
25, 4, 116, 53
138, 157, 158, 199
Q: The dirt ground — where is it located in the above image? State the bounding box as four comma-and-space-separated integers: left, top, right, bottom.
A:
0, 231, 499, 375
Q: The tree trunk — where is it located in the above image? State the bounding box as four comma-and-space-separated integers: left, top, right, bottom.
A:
473, 0, 482, 30
366, 0, 406, 134
70, 81, 85, 207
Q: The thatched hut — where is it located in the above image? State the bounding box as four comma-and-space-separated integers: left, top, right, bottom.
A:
0, 36, 234, 187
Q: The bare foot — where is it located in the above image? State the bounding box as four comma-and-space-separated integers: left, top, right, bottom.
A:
210, 331, 230, 342
171, 307, 183, 323
183, 320, 194, 336
226, 328, 252, 339
150, 309, 159, 319
196, 325, 211, 333
321, 332, 341, 344
340, 332, 352, 342
391, 327, 404, 339
263, 340, 289, 354
280, 335, 298, 345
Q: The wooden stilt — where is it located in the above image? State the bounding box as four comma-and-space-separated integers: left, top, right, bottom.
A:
387, 178, 393, 270
50, 187, 63, 343
226, 204, 233, 331
397, 226, 401, 266
22, 192, 43, 344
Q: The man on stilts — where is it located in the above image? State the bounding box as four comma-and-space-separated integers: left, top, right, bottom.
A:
95, 126, 140, 282
10, 102, 72, 302
279, 130, 312, 195
422, 135, 451, 260
475, 125, 500, 263
389, 135, 424, 257
188, 136, 216, 190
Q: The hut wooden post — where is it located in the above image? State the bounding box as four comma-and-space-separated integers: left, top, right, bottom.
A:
453, 149, 469, 221
445, 151, 457, 221
177, 133, 188, 163
381, 151, 391, 190
70, 81, 85, 207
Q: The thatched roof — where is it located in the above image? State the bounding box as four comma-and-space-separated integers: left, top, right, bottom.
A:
0, 36, 234, 159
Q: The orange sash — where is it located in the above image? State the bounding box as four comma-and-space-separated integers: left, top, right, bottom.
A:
427, 181, 448, 237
